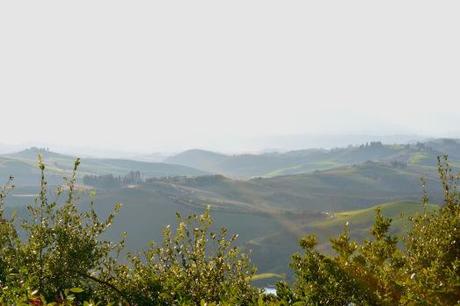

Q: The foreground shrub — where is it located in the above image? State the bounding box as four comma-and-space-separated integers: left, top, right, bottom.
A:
280, 156, 460, 305
0, 157, 125, 304
113, 208, 259, 305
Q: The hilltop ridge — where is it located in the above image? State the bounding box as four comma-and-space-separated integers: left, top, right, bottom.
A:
164, 139, 459, 178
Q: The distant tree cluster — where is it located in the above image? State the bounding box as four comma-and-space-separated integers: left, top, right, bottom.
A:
359, 141, 384, 149
390, 160, 408, 168
145, 175, 226, 186
415, 142, 438, 153
83, 171, 142, 188
29, 146, 51, 152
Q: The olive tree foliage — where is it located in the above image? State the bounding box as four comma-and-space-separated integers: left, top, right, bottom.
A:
277, 156, 460, 305
112, 209, 259, 305
0, 176, 18, 290
0, 156, 125, 304
403, 156, 460, 305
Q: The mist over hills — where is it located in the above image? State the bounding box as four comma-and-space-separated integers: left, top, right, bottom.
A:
166, 139, 457, 178
0, 133, 431, 160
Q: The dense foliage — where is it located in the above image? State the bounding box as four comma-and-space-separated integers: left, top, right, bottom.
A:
83, 171, 143, 188
111, 209, 258, 305
277, 156, 459, 305
0, 157, 125, 304
0, 155, 458, 305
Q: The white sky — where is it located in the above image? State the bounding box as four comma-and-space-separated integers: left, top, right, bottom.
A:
0, 1, 459, 153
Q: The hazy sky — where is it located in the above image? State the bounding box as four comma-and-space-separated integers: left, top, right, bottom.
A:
1, 1, 459, 153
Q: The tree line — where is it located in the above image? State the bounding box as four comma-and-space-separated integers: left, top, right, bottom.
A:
83, 171, 143, 188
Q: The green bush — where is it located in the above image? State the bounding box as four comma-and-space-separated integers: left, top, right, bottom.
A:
281, 156, 460, 305
0, 156, 125, 304
112, 209, 259, 305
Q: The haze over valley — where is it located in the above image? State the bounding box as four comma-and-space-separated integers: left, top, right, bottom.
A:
1, 2, 460, 303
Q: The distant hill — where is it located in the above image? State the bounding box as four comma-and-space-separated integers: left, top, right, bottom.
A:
424, 138, 460, 160
165, 139, 458, 178
0, 148, 208, 186
139, 161, 443, 214
4, 139, 458, 185
165, 149, 228, 172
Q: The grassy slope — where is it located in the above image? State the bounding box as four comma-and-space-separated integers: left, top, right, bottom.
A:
252, 162, 442, 211
306, 200, 438, 254
311, 200, 437, 232
0, 157, 65, 186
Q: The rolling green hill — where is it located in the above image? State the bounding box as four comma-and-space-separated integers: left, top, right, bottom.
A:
148, 161, 442, 213
0, 148, 207, 186
255, 161, 443, 211
165, 140, 457, 178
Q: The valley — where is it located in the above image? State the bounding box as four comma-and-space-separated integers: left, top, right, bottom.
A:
1, 138, 459, 286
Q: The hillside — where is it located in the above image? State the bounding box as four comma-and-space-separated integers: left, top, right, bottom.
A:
165, 149, 228, 171
0, 148, 207, 186
308, 200, 438, 244
142, 161, 442, 214
255, 161, 443, 211
165, 140, 456, 178
424, 138, 460, 160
